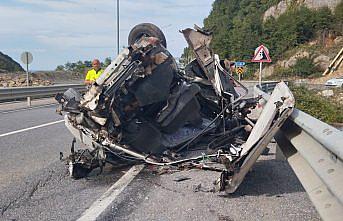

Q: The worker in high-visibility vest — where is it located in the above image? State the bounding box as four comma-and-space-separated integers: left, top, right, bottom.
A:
85, 59, 104, 85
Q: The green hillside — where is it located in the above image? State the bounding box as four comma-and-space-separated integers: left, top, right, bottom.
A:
0, 51, 24, 72
203, 0, 280, 60
203, 0, 342, 60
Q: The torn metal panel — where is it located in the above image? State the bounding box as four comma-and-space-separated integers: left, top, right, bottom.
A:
240, 82, 294, 156
182, 27, 243, 101
225, 82, 294, 193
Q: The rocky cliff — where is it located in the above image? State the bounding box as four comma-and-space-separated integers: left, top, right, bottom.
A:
263, 0, 342, 21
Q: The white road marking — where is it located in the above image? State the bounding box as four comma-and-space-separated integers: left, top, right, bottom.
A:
0, 120, 64, 138
77, 164, 145, 221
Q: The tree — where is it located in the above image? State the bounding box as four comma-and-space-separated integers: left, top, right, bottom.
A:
202, 0, 338, 64
55, 65, 65, 71
64, 62, 72, 71
291, 57, 319, 77
84, 60, 92, 68
56, 58, 112, 73
334, 2, 343, 34
103, 57, 112, 67
203, 0, 280, 61
180, 47, 194, 65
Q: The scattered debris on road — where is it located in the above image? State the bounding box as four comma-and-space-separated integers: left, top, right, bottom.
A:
56, 23, 295, 193
173, 176, 191, 182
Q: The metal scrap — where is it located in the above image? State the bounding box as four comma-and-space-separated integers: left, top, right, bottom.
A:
55, 23, 295, 193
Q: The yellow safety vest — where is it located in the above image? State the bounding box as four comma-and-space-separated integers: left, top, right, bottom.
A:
85, 69, 104, 81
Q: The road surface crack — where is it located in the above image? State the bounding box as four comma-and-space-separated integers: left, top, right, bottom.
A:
28, 173, 53, 198
1, 173, 54, 216
0, 191, 26, 216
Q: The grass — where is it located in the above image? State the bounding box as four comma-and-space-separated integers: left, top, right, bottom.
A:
290, 84, 343, 123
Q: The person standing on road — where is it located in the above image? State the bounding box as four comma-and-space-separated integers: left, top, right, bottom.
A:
84, 59, 104, 85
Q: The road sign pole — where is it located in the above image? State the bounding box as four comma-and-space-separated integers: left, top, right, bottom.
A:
25, 52, 31, 107
259, 62, 262, 87
21, 51, 33, 106
26, 53, 29, 87
252, 45, 271, 87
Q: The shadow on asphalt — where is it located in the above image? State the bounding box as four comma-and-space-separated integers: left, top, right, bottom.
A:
226, 159, 304, 198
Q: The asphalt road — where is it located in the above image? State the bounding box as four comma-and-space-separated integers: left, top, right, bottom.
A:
0, 100, 320, 221
0, 105, 72, 188
98, 145, 320, 221
0, 103, 130, 220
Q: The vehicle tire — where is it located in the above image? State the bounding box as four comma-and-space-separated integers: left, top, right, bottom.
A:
128, 23, 167, 48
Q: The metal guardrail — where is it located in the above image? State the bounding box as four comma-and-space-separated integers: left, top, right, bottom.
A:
255, 81, 289, 93
255, 82, 343, 221
0, 84, 86, 101
257, 82, 278, 92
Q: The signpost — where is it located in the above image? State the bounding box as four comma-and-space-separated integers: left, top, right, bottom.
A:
235, 61, 246, 81
20, 51, 33, 106
251, 45, 271, 87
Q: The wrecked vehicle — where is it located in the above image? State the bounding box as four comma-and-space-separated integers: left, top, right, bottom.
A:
56, 23, 295, 193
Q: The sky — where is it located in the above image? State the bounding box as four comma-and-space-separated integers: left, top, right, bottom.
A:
0, 0, 214, 70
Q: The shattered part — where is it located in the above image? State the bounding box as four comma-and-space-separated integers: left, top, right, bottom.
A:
181, 27, 248, 102
56, 23, 295, 193
225, 82, 294, 193
67, 149, 101, 179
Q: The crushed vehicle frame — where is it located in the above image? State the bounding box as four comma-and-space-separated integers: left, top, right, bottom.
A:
56, 23, 294, 193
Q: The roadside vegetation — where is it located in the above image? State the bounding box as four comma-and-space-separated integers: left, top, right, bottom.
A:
55, 57, 112, 73
265, 57, 322, 80
203, 0, 342, 63
262, 6, 341, 61
290, 84, 343, 123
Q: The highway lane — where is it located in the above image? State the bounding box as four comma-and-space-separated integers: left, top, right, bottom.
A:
98, 145, 320, 221
0, 99, 320, 220
0, 161, 129, 221
0, 105, 63, 135
0, 105, 67, 188
0, 123, 71, 189
0, 104, 131, 220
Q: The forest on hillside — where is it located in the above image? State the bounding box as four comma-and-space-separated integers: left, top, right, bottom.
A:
203, 0, 342, 61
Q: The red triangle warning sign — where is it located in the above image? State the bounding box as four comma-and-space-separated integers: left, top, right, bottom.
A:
252, 45, 272, 63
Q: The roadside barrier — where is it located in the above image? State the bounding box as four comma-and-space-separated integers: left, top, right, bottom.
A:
0, 84, 86, 103
255, 82, 343, 221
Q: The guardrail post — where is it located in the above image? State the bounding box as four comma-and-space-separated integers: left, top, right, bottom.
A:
27, 96, 31, 107
275, 144, 286, 161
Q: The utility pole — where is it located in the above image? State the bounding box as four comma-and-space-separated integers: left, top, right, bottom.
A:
116, 0, 120, 55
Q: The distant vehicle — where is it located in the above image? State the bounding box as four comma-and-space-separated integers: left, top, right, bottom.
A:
325, 76, 343, 87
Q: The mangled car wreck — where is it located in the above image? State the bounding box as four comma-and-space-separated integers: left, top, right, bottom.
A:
56, 23, 295, 193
